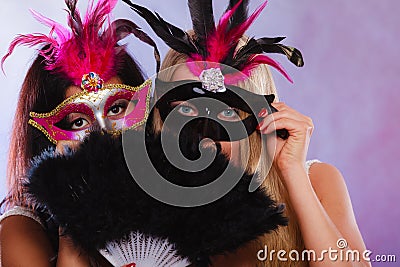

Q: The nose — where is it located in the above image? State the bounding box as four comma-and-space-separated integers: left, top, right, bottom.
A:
93, 112, 107, 130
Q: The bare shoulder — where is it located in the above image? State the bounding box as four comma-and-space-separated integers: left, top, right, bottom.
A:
307, 162, 349, 203
307, 162, 358, 224
0, 215, 55, 267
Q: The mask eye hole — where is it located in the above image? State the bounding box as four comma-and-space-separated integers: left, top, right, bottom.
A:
56, 112, 93, 131
70, 117, 90, 130
107, 99, 138, 119
217, 108, 241, 122
171, 101, 199, 117
103, 89, 139, 120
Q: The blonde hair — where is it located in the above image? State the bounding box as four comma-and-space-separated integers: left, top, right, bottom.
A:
158, 37, 307, 266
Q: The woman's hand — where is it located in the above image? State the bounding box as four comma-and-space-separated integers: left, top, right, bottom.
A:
257, 102, 314, 177
257, 103, 371, 266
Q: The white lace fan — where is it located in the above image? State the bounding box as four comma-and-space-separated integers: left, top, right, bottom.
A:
99, 231, 191, 267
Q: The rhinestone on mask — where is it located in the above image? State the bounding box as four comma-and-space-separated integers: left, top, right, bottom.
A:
81, 72, 104, 92
199, 68, 226, 93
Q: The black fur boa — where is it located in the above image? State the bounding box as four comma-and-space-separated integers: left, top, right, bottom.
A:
26, 130, 287, 266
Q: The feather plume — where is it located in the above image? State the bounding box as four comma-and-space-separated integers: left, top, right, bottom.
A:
205, 0, 267, 64
30, 9, 70, 43
258, 37, 304, 67
224, 0, 249, 32
2, 0, 160, 85
188, 0, 215, 56
26, 129, 287, 266
203, 0, 243, 63
1, 34, 59, 71
243, 54, 293, 83
84, 0, 117, 32
48, 0, 118, 84
128, 0, 304, 84
65, 0, 83, 36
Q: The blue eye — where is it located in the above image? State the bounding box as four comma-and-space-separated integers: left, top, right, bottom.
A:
218, 108, 240, 121
222, 109, 235, 117
177, 104, 198, 116
179, 106, 193, 114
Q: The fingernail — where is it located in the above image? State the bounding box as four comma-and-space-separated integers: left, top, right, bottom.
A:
256, 122, 262, 130
258, 108, 267, 117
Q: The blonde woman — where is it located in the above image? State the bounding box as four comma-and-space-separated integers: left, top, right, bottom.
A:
126, 0, 371, 266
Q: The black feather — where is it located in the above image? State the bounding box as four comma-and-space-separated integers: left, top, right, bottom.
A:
258, 37, 304, 67
231, 36, 304, 70
122, 0, 198, 55
65, 0, 83, 36
219, 0, 250, 67
230, 37, 261, 70
107, 19, 161, 72
26, 130, 287, 265
225, 0, 249, 32
188, 0, 215, 57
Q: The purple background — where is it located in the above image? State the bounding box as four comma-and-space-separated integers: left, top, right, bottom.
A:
0, 1, 398, 265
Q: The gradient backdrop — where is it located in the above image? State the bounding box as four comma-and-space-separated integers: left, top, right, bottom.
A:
0, 0, 398, 265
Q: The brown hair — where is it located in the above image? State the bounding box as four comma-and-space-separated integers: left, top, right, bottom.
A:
2, 47, 145, 211
159, 38, 307, 266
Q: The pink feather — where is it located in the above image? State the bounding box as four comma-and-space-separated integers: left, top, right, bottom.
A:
186, 0, 293, 84
218, 0, 243, 34
203, 0, 268, 64
1, 34, 59, 71
2, 0, 120, 85
244, 54, 293, 83
30, 9, 70, 44
205, 0, 243, 62
84, 0, 117, 30
231, 0, 268, 42
48, 0, 118, 85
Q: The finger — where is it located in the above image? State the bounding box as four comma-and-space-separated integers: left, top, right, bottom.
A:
270, 102, 287, 110
259, 102, 290, 118
258, 111, 312, 133
270, 103, 313, 127
261, 110, 308, 125
266, 104, 304, 124
261, 117, 313, 136
271, 102, 306, 117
